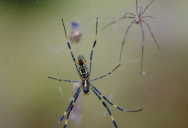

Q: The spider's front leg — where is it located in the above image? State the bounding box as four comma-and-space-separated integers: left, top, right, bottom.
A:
89, 17, 98, 76
62, 19, 81, 77
140, 0, 155, 16
101, 12, 135, 31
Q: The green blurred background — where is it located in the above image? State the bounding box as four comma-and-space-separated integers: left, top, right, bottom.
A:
0, 0, 188, 128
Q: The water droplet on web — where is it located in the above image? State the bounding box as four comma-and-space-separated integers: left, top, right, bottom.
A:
109, 92, 114, 100
142, 71, 146, 75
59, 87, 62, 92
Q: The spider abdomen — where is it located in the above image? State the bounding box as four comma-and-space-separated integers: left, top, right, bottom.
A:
77, 55, 90, 78
135, 15, 140, 24
79, 66, 89, 78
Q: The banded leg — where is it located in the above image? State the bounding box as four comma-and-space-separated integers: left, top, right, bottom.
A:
102, 12, 135, 31
92, 85, 142, 112
90, 64, 121, 81
53, 87, 81, 128
53, 100, 73, 128
92, 88, 118, 128
119, 20, 135, 63
63, 88, 81, 128
141, 0, 155, 16
89, 17, 98, 76
63, 111, 71, 128
62, 19, 81, 77
48, 76, 80, 82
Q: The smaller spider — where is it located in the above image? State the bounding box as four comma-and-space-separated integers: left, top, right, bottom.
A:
69, 21, 82, 43
102, 0, 160, 75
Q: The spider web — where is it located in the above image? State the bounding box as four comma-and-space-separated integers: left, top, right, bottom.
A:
0, 0, 188, 128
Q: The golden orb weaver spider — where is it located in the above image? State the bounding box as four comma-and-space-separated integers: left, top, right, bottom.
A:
102, 0, 160, 75
48, 17, 142, 128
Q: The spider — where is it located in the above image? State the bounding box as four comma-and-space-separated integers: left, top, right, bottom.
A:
48, 17, 142, 128
69, 21, 82, 43
102, 0, 160, 75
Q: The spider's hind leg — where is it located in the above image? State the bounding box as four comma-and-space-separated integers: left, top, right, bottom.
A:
140, 21, 145, 75
142, 19, 160, 50
63, 87, 81, 128
92, 85, 142, 112
92, 88, 118, 128
53, 87, 81, 128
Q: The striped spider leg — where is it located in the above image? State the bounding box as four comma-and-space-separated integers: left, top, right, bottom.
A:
48, 17, 142, 128
102, 0, 160, 75
90, 64, 121, 81
91, 85, 142, 128
91, 84, 142, 112
53, 87, 81, 128
48, 76, 80, 83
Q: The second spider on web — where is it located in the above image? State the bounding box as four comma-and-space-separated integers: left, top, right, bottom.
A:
102, 0, 160, 75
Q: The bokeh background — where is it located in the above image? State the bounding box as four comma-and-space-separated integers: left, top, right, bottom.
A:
0, 0, 188, 128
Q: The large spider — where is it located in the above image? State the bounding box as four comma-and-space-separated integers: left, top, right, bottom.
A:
48, 17, 142, 128
102, 0, 160, 75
